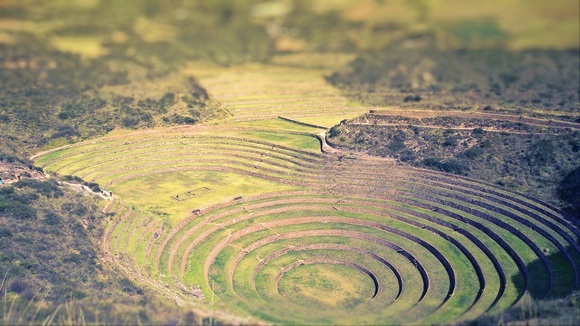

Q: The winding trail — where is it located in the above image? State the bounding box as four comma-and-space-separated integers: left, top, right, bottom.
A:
369, 109, 580, 130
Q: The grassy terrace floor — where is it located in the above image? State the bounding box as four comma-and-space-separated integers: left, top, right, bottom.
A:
31, 62, 580, 325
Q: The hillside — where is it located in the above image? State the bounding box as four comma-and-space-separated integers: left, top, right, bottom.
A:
327, 112, 580, 216
0, 178, 215, 325
327, 37, 580, 114
0, 39, 218, 157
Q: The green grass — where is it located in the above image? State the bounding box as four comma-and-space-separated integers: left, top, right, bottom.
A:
187, 61, 368, 125
179, 206, 450, 314
109, 171, 301, 226
228, 118, 324, 133
205, 223, 441, 324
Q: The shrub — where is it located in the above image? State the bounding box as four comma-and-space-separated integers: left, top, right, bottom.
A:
63, 175, 83, 183
163, 113, 196, 125
14, 179, 63, 198
526, 139, 554, 164
43, 210, 61, 226
119, 277, 143, 295
8, 279, 29, 293
57, 112, 70, 120
388, 139, 406, 152
328, 125, 340, 138
403, 94, 421, 102
399, 149, 416, 162
183, 117, 197, 124
52, 285, 86, 300
86, 182, 101, 192
557, 167, 580, 216
460, 147, 484, 159
73, 204, 88, 216
2, 202, 37, 219
354, 132, 366, 145
423, 158, 469, 174
12, 192, 39, 205
443, 136, 458, 147
0, 153, 21, 163
479, 139, 492, 149
443, 128, 455, 136
0, 226, 13, 238
122, 116, 140, 128
160, 92, 175, 107
21, 288, 38, 301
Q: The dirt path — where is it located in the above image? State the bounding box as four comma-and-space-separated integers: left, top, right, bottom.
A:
349, 122, 564, 135
369, 109, 580, 130
59, 181, 112, 200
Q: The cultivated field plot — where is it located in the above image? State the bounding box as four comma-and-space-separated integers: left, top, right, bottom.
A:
183, 62, 367, 123
34, 122, 580, 324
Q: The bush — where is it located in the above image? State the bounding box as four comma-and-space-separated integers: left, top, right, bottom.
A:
328, 126, 340, 138
526, 139, 554, 164
63, 175, 83, 183
52, 285, 86, 300
119, 277, 144, 295
122, 116, 140, 128
13, 179, 63, 198
442, 136, 458, 147
460, 147, 484, 159
43, 210, 61, 226
12, 192, 39, 205
388, 139, 406, 152
73, 204, 88, 216
0, 226, 13, 238
399, 149, 416, 162
403, 95, 421, 102
86, 182, 101, 192
20, 288, 38, 301
473, 127, 484, 134
0, 153, 21, 163
1, 201, 37, 219
423, 158, 469, 174
8, 279, 29, 293
479, 139, 492, 149
183, 117, 197, 124
557, 167, 580, 216
443, 128, 455, 136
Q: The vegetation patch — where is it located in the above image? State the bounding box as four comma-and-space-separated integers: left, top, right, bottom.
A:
327, 114, 580, 208
327, 37, 579, 112
0, 180, 210, 325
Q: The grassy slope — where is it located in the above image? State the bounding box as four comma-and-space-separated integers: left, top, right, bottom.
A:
0, 179, 207, 325
110, 170, 300, 226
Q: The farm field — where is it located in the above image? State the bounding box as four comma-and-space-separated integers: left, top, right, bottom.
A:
183, 62, 368, 123
33, 65, 580, 323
